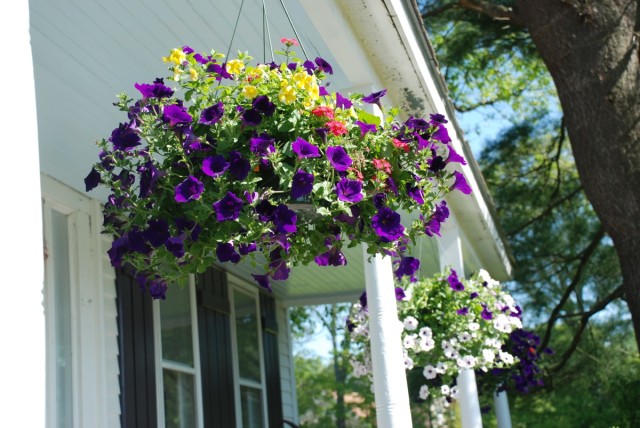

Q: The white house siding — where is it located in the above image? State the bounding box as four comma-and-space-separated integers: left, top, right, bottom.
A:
278, 305, 300, 424
41, 175, 121, 428
99, 232, 122, 428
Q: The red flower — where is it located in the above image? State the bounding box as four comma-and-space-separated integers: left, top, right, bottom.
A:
312, 106, 335, 119
392, 138, 410, 153
372, 158, 392, 174
327, 120, 348, 136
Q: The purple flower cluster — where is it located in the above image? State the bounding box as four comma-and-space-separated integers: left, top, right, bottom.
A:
85, 44, 475, 299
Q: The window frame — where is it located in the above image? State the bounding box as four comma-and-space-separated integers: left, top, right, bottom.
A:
153, 276, 205, 428
228, 274, 269, 428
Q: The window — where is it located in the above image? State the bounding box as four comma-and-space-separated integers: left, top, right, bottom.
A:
231, 282, 268, 428
155, 279, 203, 428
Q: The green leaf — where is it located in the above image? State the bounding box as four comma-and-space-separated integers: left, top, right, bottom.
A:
357, 109, 381, 126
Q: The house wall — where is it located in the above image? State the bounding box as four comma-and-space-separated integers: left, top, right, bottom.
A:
41, 175, 122, 428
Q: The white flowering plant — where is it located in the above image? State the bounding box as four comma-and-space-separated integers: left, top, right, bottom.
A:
348, 268, 522, 407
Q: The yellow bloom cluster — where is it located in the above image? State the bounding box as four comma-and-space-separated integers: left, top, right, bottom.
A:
163, 48, 186, 66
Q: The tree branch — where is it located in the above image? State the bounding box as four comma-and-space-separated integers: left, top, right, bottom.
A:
538, 224, 606, 352
507, 185, 583, 236
457, 0, 525, 26
420, 0, 525, 26
550, 284, 625, 372
421, 1, 459, 19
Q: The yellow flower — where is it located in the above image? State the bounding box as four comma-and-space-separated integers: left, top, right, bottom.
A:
293, 71, 310, 89
242, 85, 259, 99
163, 48, 186, 65
189, 68, 198, 81
307, 81, 320, 101
226, 59, 245, 75
279, 84, 297, 104
172, 67, 183, 81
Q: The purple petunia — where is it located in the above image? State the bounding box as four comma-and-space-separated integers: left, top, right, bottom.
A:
446, 144, 467, 165
371, 207, 405, 242
269, 248, 290, 280
216, 242, 241, 264
395, 287, 406, 301
291, 169, 314, 199
202, 155, 229, 178
355, 120, 377, 136
406, 184, 425, 205
326, 146, 353, 172
272, 204, 297, 234
166, 236, 185, 258
481, 306, 493, 320
314, 245, 347, 267
109, 122, 141, 151
447, 269, 464, 292
335, 205, 361, 225
143, 219, 170, 247
250, 133, 275, 157
424, 200, 449, 237
432, 124, 451, 143
456, 307, 469, 316
199, 102, 225, 125
134, 78, 174, 99
336, 92, 352, 110
174, 175, 204, 202
336, 178, 363, 203
256, 199, 276, 222
84, 168, 101, 192
242, 108, 262, 126
253, 95, 276, 116
362, 89, 387, 108
252, 273, 272, 291
138, 160, 162, 198
213, 192, 243, 221
163, 104, 193, 127
394, 256, 420, 281
228, 151, 251, 181
452, 171, 472, 194
292, 137, 320, 159
430, 113, 448, 124
239, 242, 257, 255
315, 57, 333, 74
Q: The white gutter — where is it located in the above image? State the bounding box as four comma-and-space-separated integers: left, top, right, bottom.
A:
334, 0, 513, 280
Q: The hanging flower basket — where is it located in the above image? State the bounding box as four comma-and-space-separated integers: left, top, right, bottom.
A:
85, 41, 471, 299
348, 269, 522, 407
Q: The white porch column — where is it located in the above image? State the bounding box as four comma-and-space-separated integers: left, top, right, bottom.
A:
494, 390, 513, 428
0, 0, 45, 426
440, 213, 483, 428
363, 245, 413, 427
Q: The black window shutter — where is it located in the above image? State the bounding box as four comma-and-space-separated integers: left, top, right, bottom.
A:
115, 266, 158, 428
260, 292, 283, 428
196, 267, 236, 427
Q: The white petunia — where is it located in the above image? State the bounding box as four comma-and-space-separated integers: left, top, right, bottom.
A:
419, 385, 430, 400
435, 362, 447, 374
418, 337, 435, 352
403, 316, 419, 331
494, 314, 513, 333
499, 351, 515, 365
419, 326, 433, 339
482, 349, 496, 363
403, 334, 418, 350
468, 322, 480, 331
423, 365, 438, 379
404, 356, 414, 370
457, 355, 476, 369
440, 385, 451, 396
458, 332, 472, 342
450, 386, 459, 398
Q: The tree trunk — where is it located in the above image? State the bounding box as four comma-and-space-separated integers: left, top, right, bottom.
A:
515, 0, 640, 352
